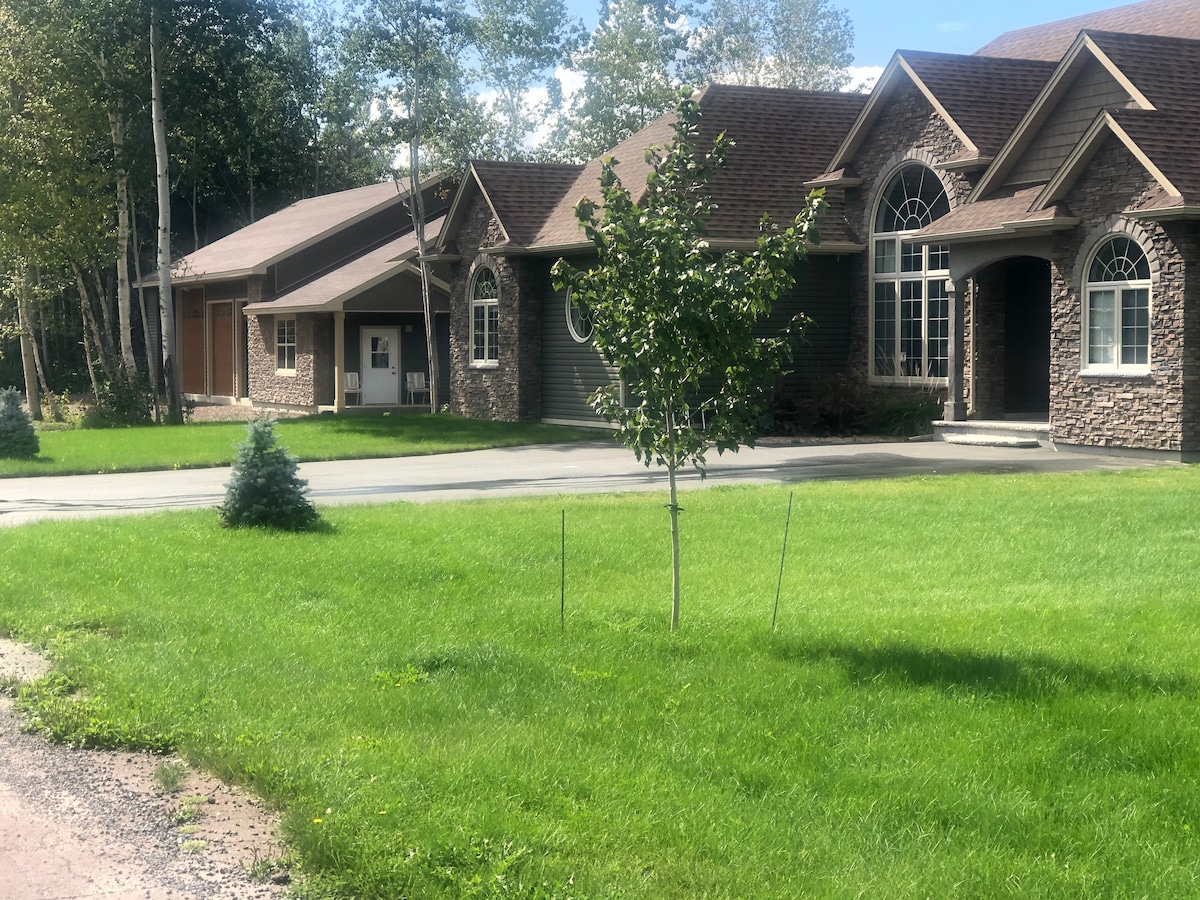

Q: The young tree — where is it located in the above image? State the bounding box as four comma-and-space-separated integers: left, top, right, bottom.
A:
0, 386, 39, 458
219, 416, 319, 530
552, 94, 823, 631
681, 0, 854, 91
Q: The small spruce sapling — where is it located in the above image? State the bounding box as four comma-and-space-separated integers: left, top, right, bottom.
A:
0, 387, 39, 458
218, 416, 319, 530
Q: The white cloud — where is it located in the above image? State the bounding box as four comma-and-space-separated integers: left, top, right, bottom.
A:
844, 66, 883, 93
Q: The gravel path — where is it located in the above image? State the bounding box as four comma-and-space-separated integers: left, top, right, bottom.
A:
0, 640, 289, 899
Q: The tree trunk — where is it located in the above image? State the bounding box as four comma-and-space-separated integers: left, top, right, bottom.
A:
76, 262, 115, 383
666, 403, 681, 631
408, 65, 440, 413
151, 9, 183, 424
73, 264, 100, 398
129, 192, 161, 401
17, 269, 41, 421
109, 104, 137, 379
89, 263, 118, 373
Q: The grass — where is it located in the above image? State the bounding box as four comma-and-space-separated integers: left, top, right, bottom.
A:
1, 468, 1198, 898
0, 414, 601, 478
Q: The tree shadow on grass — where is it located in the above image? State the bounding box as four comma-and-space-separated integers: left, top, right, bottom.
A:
769, 639, 1195, 701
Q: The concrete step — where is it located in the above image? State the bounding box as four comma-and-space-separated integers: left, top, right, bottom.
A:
933, 420, 1049, 449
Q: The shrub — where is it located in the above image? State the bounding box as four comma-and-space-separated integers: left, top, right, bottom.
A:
0, 387, 39, 458
82, 377, 154, 428
775, 370, 944, 437
218, 416, 319, 531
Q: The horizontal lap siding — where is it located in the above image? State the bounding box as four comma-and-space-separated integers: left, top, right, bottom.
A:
760, 254, 855, 396
541, 279, 618, 424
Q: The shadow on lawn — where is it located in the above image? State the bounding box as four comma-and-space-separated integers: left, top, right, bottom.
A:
770, 639, 1195, 700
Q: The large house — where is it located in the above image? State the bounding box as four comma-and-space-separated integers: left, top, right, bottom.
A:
166, 0, 1200, 459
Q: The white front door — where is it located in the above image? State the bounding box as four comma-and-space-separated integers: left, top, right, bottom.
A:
361, 328, 399, 405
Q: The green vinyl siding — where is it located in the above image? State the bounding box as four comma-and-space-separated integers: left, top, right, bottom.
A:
540, 265, 618, 424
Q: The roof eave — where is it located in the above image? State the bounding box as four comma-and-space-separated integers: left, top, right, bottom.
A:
804, 174, 863, 189
916, 216, 1080, 244
164, 266, 265, 287
1126, 205, 1200, 221
937, 155, 994, 173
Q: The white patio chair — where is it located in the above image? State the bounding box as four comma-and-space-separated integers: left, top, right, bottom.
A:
406, 371, 431, 406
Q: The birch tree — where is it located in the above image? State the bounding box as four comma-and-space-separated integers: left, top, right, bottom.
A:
353, 0, 475, 413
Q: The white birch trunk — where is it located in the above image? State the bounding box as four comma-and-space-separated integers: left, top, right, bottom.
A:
108, 104, 137, 379
151, 10, 183, 423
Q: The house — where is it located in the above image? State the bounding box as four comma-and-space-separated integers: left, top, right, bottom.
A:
167, 0, 1200, 459
165, 176, 452, 412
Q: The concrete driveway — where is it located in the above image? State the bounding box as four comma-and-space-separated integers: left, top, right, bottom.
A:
0, 438, 1170, 527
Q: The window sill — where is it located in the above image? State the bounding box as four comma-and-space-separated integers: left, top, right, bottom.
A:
276, 369, 297, 377
868, 376, 949, 388
470, 360, 499, 370
1080, 368, 1152, 379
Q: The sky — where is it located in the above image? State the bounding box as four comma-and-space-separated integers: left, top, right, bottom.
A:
562, 0, 1142, 71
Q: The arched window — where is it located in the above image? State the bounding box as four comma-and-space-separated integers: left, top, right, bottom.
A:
565, 289, 593, 343
871, 165, 951, 379
1083, 236, 1150, 372
471, 267, 499, 365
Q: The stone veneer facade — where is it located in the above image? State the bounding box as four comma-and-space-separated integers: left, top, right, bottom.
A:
448, 192, 542, 422
1049, 135, 1200, 454
840, 84, 979, 402
247, 299, 326, 408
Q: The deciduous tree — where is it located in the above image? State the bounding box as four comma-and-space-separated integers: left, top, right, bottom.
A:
552, 94, 823, 631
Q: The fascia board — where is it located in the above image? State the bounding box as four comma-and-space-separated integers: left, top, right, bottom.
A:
167, 267, 262, 286
897, 57, 979, 157
913, 216, 1080, 244
1126, 205, 1200, 220
1084, 35, 1156, 112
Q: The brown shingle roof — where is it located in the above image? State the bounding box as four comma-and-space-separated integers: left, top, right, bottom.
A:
900, 53, 1058, 158
242, 217, 446, 313
529, 85, 868, 250
470, 161, 584, 247
917, 185, 1072, 239
976, 0, 1200, 62
171, 181, 415, 283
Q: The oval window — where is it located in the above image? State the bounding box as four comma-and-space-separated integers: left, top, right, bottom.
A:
566, 290, 593, 343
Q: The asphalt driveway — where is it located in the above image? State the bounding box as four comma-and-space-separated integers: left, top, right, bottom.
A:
0, 438, 1171, 527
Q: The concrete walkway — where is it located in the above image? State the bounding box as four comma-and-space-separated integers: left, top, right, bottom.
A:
0, 438, 1171, 527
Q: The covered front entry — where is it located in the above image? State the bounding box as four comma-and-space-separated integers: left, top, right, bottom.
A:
361, 327, 400, 404
971, 256, 1051, 419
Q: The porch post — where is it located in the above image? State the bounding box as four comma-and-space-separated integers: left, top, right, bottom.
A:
944, 278, 967, 422
334, 311, 346, 413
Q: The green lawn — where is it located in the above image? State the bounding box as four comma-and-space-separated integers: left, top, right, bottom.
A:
0, 414, 600, 478
1, 469, 1198, 898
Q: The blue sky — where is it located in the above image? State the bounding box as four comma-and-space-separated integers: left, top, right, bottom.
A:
562, 0, 1136, 69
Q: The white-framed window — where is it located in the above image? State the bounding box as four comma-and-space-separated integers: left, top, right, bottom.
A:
1083, 236, 1151, 374
470, 267, 499, 366
565, 289, 593, 343
276, 317, 297, 373
871, 165, 952, 381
